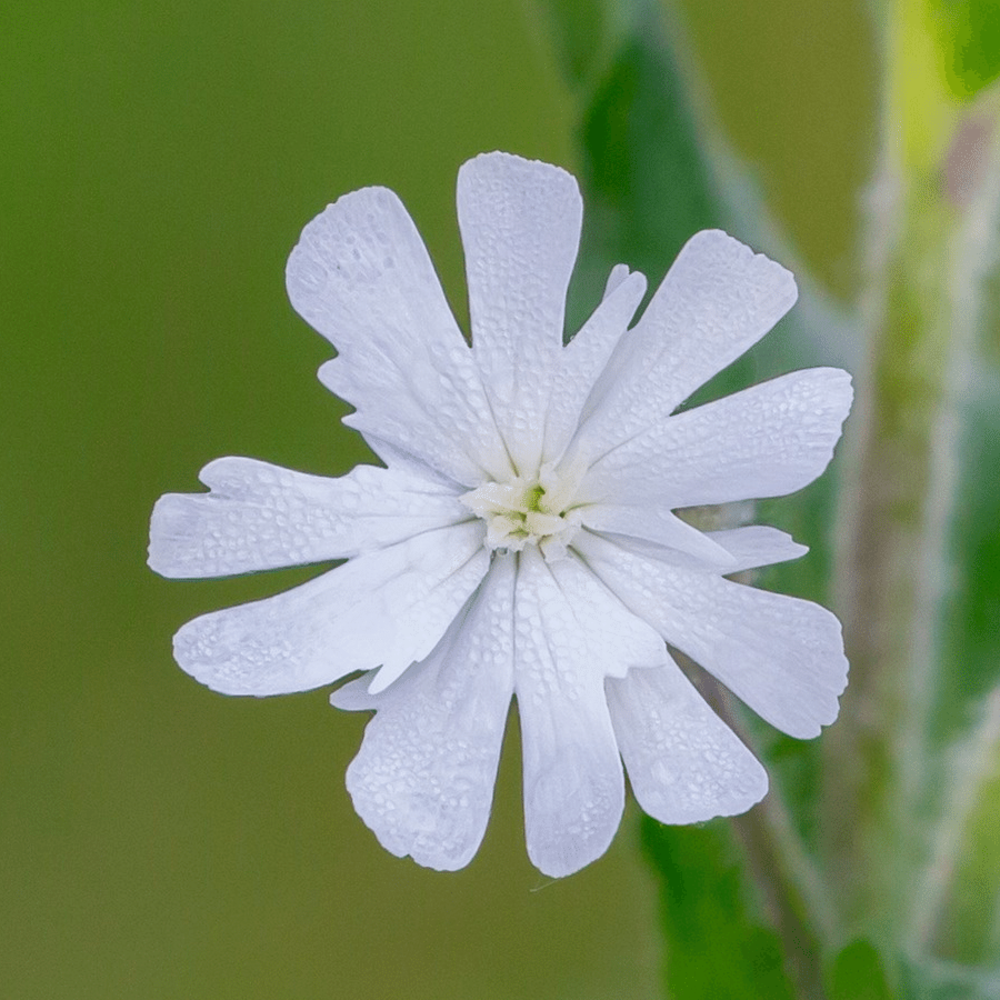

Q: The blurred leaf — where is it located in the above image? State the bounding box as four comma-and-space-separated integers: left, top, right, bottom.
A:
900, 956, 1000, 1000
542, 0, 859, 413
530, 0, 614, 92
929, 0, 1000, 98
934, 372, 1000, 751
539, 0, 1000, 994
578, 18, 719, 270
827, 940, 896, 1000
903, 39, 1000, 979
549, 0, 861, 873
536, 0, 855, 989
542, 0, 725, 338
919, 690, 1000, 965
642, 819, 798, 1000
819, 0, 1000, 968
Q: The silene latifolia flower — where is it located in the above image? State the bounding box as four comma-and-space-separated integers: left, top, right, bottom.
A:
149, 152, 852, 877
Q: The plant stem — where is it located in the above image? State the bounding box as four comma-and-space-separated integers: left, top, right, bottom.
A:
695, 671, 833, 1000
822, 0, 1000, 942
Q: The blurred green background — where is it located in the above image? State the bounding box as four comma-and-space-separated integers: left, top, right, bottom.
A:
1, 1, 874, 997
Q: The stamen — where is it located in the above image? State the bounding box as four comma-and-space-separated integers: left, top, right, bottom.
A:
459, 460, 587, 562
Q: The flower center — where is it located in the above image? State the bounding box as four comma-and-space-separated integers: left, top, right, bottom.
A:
460, 461, 586, 562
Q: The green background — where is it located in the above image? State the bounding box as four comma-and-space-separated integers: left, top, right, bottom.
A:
1, 1, 873, 997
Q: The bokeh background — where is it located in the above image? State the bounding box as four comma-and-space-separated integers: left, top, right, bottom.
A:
3, 1, 876, 997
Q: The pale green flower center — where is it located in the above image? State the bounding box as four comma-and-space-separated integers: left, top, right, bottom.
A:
460, 460, 586, 562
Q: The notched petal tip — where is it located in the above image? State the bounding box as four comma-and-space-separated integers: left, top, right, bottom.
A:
366, 659, 411, 696
284, 184, 403, 285
170, 611, 296, 698
708, 525, 810, 574
345, 770, 479, 873
608, 662, 770, 827
459, 150, 580, 192
686, 228, 799, 309
149, 458, 275, 579
654, 755, 770, 826
774, 603, 850, 740
195, 454, 256, 491
724, 763, 769, 819
329, 674, 378, 712
147, 493, 200, 579
602, 263, 633, 299
345, 752, 484, 873
821, 365, 855, 422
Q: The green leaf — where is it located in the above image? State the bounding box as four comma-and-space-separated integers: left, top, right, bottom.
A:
545, 0, 726, 340
529, 0, 615, 92
900, 956, 1000, 1000
929, 0, 1000, 98
827, 940, 896, 1000
536, 0, 855, 985
806, 0, 1000, 957
918, 688, 1000, 965
933, 372, 1000, 751
578, 19, 720, 267
642, 819, 798, 1000
891, 22, 1000, 976
547, 0, 860, 870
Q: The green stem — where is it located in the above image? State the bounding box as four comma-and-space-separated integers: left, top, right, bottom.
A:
696, 672, 833, 1000
823, 0, 1000, 942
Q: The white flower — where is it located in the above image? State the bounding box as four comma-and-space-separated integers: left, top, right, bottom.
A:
149, 152, 852, 877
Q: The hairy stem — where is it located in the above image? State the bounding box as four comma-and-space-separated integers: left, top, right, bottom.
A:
694, 668, 833, 1000
823, 0, 1000, 941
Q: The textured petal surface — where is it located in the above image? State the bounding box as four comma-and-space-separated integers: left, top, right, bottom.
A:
286, 186, 510, 485
149, 457, 470, 578
513, 547, 668, 877
607, 662, 768, 824
152, 150, 858, 879
173, 521, 489, 696
330, 556, 516, 871
708, 525, 808, 572
541, 268, 646, 464
576, 531, 848, 739
574, 230, 798, 457
596, 524, 806, 576
458, 152, 583, 473
577, 505, 737, 569
583, 367, 853, 508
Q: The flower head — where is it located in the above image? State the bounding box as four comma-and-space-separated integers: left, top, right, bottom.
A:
149, 152, 852, 877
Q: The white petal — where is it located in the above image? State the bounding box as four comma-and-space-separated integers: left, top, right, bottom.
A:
149, 457, 470, 579
607, 662, 768, 824
707, 525, 808, 572
602, 263, 632, 297
591, 521, 804, 578
457, 152, 583, 473
577, 504, 736, 569
542, 268, 647, 464
286, 186, 510, 485
350, 433, 465, 491
575, 230, 798, 456
576, 531, 848, 739
513, 547, 668, 877
172, 521, 489, 696
331, 556, 516, 871
583, 367, 853, 508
